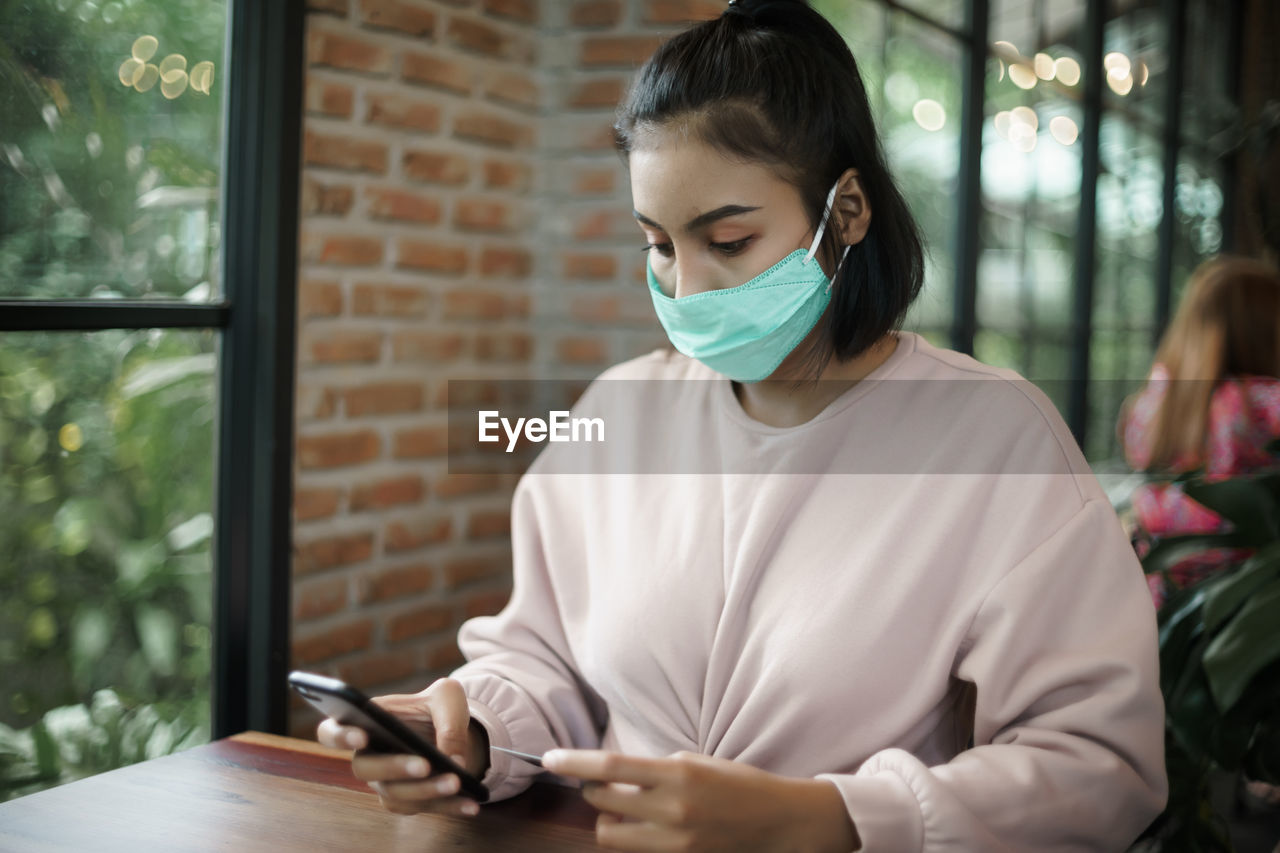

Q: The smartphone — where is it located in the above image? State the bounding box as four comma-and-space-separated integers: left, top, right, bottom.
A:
288, 670, 489, 802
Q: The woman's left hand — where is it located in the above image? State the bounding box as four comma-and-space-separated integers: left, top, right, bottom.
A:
541, 749, 859, 852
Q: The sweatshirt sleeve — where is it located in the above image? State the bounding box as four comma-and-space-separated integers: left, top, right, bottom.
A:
449, 477, 607, 802
817, 497, 1168, 852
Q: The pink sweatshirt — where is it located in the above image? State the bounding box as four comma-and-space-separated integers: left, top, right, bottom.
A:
451, 330, 1167, 851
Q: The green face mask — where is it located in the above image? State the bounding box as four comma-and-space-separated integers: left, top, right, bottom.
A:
646, 180, 851, 383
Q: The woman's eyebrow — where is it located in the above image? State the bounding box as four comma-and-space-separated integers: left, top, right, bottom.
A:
632, 204, 761, 234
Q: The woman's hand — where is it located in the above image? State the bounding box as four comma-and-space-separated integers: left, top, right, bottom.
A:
542, 749, 860, 852
315, 677, 489, 817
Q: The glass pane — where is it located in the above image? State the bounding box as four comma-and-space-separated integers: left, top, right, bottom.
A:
818, 0, 965, 341
1100, 0, 1166, 133
0, 2, 226, 300
0, 328, 216, 799
979, 0, 1086, 381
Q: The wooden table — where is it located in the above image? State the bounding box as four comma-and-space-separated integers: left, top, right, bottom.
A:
0, 732, 604, 851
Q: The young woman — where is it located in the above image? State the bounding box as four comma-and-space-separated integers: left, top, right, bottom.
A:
319, 2, 1167, 849
1118, 255, 1280, 608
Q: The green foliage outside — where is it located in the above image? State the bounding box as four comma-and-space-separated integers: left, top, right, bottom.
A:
1131, 450, 1280, 851
1, 0, 226, 800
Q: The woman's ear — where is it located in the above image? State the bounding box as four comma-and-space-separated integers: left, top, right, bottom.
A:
833, 168, 871, 247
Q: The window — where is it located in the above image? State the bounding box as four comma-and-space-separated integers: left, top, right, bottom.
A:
0, 0, 301, 798
814, 0, 1242, 463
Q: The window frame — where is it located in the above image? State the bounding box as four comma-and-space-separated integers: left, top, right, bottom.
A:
0, 0, 302, 739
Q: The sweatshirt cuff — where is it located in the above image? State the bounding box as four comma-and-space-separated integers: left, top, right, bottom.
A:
816, 765, 924, 853
455, 672, 563, 802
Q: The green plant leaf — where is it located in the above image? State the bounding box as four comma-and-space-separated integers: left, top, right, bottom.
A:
1200, 542, 1280, 632
1184, 477, 1280, 544
30, 721, 58, 780
1201, 577, 1280, 713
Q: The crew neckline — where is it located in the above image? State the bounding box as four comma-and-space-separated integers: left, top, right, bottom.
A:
715, 330, 919, 434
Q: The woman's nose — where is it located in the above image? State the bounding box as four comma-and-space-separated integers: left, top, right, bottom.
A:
672, 257, 713, 299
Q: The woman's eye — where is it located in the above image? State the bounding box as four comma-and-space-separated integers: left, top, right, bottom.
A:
712, 238, 750, 256
641, 242, 674, 257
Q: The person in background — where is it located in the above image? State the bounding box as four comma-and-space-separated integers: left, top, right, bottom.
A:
1118, 255, 1280, 609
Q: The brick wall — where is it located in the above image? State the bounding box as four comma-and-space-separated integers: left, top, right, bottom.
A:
290, 0, 719, 737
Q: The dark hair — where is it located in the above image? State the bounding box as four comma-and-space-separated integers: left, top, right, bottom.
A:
613, 0, 925, 377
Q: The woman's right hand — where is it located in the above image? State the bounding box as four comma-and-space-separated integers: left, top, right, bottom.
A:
316, 677, 489, 817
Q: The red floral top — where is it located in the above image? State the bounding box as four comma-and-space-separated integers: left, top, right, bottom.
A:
1120, 364, 1280, 607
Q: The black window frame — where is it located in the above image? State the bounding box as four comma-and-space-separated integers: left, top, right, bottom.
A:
0, 0, 303, 739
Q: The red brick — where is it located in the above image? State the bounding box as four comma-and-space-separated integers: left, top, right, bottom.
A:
563, 252, 616, 280
308, 330, 383, 363
568, 76, 624, 109
453, 112, 534, 148
483, 0, 537, 24
479, 247, 532, 278
475, 332, 533, 362
304, 130, 388, 173
557, 336, 607, 364
572, 168, 616, 195
572, 208, 632, 241
433, 472, 503, 498
366, 91, 443, 133
402, 52, 472, 94
337, 650, 420, 689
392, 330, 466, 361
299, 279, 343, 318
359, 0, 436, 35
466, 509, 511, 539
464, 588, 511, 619
642, 0, 723, 24
352, 282, 431, 316
364, 187, 442, 224
295, 575, 350, 622
343, 382, 424, 416
307, 235, 384, 266
358, 563, 436, 604
442, 290, 507, 320
393, 425, 450, 458
571, 0, 621, 27
307, 29, 392, 74
388, 603, 454, 644
442, 554, 508, 589
350, 475, 426, 511
485, 72, 539, 111
483, 159, 531, 191
305, 76, 354, 117
295, 486, 343, 522
446, 17, 507, 56
385, 515, 453, 552
455, 198, 513, 232
403, 149, 470, 184
397, 240, 468, 274
425, 641, 465, 670
297, 385, 338, 420
300, 178, 355, 216
308, 0, 349, 15
293, 618, 375, 666
581, 35, 664, 67
569, 294, 619, 324
297, 430, 382, 469
294, 531, 376, 574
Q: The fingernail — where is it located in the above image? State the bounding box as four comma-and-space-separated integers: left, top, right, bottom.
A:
462, 801, 479, 816
450, 754, 466, 767
346, 731, 364, 749
437, 775, 459, 794
542, 749, 562, 768
406, 758, 428, 777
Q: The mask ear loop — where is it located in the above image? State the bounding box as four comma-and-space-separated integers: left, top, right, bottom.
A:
803, 181, 841, 266
825, 244, 852, 294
